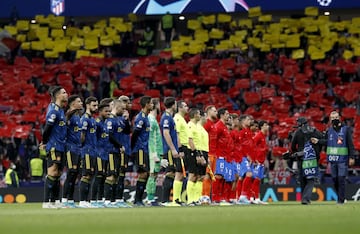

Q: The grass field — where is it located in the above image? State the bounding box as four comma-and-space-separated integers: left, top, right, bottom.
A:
0, 202, 359, 234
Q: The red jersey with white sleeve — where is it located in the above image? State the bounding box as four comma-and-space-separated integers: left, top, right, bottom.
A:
204, 119, 217, 156
253, 131, 268, 164
239, 127, 255, 161
214, 120, 231, 160
231, 129, 243, 163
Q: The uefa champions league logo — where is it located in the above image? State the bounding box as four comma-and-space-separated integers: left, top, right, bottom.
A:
317, 0, 332, 7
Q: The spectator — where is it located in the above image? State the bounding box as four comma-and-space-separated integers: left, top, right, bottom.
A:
161, 12, 174, 48
30, 155, 44, 181
5, 162, 19, 188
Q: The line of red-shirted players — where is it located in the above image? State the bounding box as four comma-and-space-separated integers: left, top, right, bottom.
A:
202, 105, 269, 205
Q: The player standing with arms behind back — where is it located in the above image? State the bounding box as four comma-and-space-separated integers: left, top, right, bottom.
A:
41, 86, 68, 208
131, 96, 153, 206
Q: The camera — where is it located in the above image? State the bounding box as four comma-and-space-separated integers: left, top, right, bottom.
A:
281, 151, 304, 160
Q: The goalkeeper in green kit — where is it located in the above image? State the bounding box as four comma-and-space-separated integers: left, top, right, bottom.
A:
146, 98, 164, 206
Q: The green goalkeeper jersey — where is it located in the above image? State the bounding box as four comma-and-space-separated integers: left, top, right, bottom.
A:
148, 114, 163, 157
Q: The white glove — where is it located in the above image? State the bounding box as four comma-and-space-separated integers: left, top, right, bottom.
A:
160, 159, 169, 168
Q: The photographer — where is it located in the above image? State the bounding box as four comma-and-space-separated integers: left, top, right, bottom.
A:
290, 117, 323, 205
311, 111, 356, 204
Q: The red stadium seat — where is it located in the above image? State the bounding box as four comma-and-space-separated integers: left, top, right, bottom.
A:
243, 92, 261, 105
268, 74, 282, 86
260, 87, 275, 100
341, 107, 357, 119
234, 63, 249, 76
251, 70, 266, 82
234, 78, 250, 89
144, 89, 160, 97
159, 51, 172, 60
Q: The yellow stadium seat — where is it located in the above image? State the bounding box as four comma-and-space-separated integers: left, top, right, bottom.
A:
128, 13, 137, 23
217, 14, 231, 23
36, 27, 49, 40
16, 34, 27, 42
16, 20, 29, 31
4, 26, 17, 36
67, 37, 83, 51
260, 44, 271, 52
305, 7, 318, 16
343, 50, 353, 60
292, 49, 305, 59
84, 38, 98, 50
35, 15, 48, 24
354, 47, 360, 56
51, 28, 64, 38
106, 27, 117, 36
90, 53, 105, 58
114, 23, 128, 32
53, 41, 67, 53
126, 22, 133, 32
100, 36, 113, 46
94, 19, 107, 29
195, 30, 209, 42
209, 28, 224, 39
238, 19, 252, 28
111, 34, 121, 44
304, 25, 318, 33
179, 35, 192, 43
310, 51, 325, 60
248, 6, 262, 18
259, 15, 272, 23
202, 15, 216, 25
44, 39, 55, 50
187, 19, 201, 31
31, 41, 45, 51
65, 27, 79, 37
44, 50, 59, 58
271, 43, 284, 49
109, 17, 124, 26
76, 50, 90, 59
21, 42, 31, 50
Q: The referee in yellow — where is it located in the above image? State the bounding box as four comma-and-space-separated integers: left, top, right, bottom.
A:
173, 100, 189, 205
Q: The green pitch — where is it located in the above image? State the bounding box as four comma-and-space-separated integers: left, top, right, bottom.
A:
0, 202, 358, 234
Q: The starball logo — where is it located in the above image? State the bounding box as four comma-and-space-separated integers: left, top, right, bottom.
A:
317, 0, 332, 7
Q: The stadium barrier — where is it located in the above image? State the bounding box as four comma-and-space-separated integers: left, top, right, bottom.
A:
1, 184, 360, 203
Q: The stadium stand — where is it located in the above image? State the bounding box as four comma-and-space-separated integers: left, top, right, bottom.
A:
0, 6, 359, 184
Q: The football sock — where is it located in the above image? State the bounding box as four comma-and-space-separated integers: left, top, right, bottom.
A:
202, 177, 211, 197
162, 175, 174, 203
146, 176, 156, 201
186, 180, 196, 204
172, 180, 183, 202
251, 178, 261, 199
79, 178, 90, 201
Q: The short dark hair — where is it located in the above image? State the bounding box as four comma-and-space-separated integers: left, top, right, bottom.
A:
189, 108, 199, 119
217, 108, 227, 119
140, 96, 151, 108
177, 100, 186, 109
100, 98, 113, 106
85, 96, 97, 105
68, 95, 80, 106
49, 85, 63, 98
258, 120, 268, 128
239, 114, 250, 122
164, 97, 176, 108
98, 103, 109, 111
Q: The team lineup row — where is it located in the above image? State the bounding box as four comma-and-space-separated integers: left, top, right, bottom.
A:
41, 85, 274, 208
